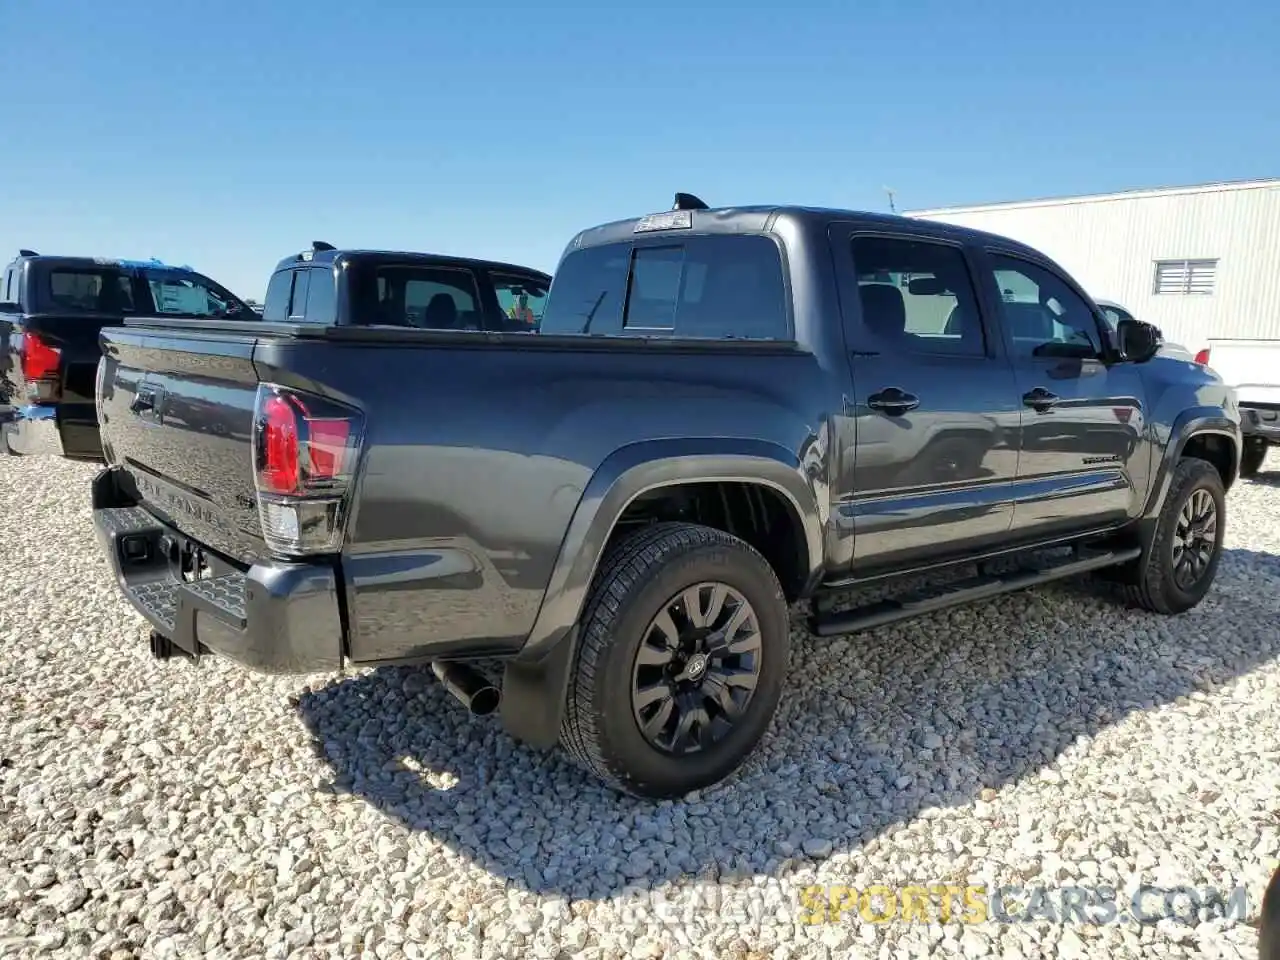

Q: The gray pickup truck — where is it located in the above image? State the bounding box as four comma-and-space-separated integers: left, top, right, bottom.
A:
90, 199, 1240, 798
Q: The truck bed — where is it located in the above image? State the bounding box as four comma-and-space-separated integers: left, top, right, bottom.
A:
96, 318, 823, 666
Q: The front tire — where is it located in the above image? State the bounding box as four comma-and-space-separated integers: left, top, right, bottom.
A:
1240, 440, 1267, 478
560, 522, 791, 799
1121, 457, 1226, 614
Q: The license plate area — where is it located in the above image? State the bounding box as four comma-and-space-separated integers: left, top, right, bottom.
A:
156, 530, 240, 583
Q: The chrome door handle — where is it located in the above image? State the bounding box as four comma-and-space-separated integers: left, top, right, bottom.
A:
1023, 387, 1060, 412
867, 387, 920, 415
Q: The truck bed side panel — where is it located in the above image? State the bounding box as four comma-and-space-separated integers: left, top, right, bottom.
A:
252, 338, 830, 663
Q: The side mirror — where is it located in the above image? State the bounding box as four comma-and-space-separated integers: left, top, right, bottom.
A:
1116, 318, 1161, 363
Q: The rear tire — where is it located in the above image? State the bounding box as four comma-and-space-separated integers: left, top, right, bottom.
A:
560, 521, 791, 799
1120, 457, 1226, 615
1240, 440, 1267, 478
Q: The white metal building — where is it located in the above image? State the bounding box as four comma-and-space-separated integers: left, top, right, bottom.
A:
906, 178, 1280, 351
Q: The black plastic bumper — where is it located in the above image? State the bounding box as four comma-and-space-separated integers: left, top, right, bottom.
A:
1242, 405, 1280, 443
93, 501, 345, 675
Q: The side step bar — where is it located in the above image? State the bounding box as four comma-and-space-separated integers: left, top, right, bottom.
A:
810, 546, 1141, 638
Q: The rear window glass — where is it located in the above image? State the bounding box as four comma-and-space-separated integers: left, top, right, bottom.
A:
541, 235, 789, 340
262, 270, 292, 321
47, 269, 135, 313
304, 267, 336, 323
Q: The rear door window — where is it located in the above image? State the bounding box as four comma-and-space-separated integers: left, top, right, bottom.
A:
353, 265, 484, 329
541, 235, 789, 340
848, 236, 987, 357
47, 269, 136, 313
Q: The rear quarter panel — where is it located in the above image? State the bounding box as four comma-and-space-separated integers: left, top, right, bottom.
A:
252, 338, 836, 664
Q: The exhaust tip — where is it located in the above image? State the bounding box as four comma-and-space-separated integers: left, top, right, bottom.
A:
469, 686, 501, 716
431, 660, 502, 716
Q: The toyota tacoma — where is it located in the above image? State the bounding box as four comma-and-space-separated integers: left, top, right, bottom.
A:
90, 203, 1240, 799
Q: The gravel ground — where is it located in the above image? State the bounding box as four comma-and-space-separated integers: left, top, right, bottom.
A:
3, 453, 1280, 959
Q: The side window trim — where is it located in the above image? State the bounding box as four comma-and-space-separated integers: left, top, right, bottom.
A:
838, 226, 997, 360
981, 247, 1110, 361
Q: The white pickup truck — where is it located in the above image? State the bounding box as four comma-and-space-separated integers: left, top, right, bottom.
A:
1198, 339, 1280, 477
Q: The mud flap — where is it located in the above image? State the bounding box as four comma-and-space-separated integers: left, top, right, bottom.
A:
500, 627, 577, 750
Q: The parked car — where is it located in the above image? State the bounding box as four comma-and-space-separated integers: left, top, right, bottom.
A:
1095, 299, 1195, 360
1, 251, 254, 460
89, 200, 1240, 798
1192, 338, 1280, 477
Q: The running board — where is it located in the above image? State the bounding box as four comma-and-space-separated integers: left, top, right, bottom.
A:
810, 546, 1141, 638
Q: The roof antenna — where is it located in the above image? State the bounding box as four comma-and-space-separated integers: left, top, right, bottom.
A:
883, 187, 898, 214
312, 240, 336, 251
18, 249, 38, 257
672, 193, 709, 211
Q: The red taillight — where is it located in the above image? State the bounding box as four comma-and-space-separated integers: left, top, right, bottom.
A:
306, 418, 351, 479
22, 332, 60, 382
252, 384, 364, 556
1194, 347, 1211, 366
258, 394, 301, 494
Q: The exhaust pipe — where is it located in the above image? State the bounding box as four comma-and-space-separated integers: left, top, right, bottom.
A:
431, 661, 501, 716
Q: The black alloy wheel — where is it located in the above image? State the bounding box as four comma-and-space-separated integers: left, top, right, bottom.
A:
630, 582, 762, 755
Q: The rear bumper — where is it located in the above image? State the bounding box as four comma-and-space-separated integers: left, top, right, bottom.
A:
1241, 405, 1280, 443
2, 404, 63, 456
92, 472, 344, 675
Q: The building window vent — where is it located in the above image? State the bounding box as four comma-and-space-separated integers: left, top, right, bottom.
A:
1154, 258, 1217, 295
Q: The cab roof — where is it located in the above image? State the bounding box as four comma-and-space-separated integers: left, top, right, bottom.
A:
5, 252, 197, 275
562, 201, 1047, 262
272, 243, 552, 282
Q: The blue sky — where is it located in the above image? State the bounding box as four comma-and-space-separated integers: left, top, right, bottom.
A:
2, 0, 1277, 299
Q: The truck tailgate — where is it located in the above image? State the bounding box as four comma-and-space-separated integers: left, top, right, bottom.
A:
98, 326, 268, 565
1206, 339, 1280, 406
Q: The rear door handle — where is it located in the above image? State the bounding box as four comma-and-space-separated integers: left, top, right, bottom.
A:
867, 387, 920, 415
1023, 387, 1060, 411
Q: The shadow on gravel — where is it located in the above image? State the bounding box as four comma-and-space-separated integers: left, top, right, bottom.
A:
1243, 472, 1280, 490
295, 546, 1280, 900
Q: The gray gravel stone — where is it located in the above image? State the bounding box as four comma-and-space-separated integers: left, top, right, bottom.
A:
4, 451, 1280, 959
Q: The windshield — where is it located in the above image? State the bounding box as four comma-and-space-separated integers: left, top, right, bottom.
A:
142, 268, 253, 319
492, 273, 549, 331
